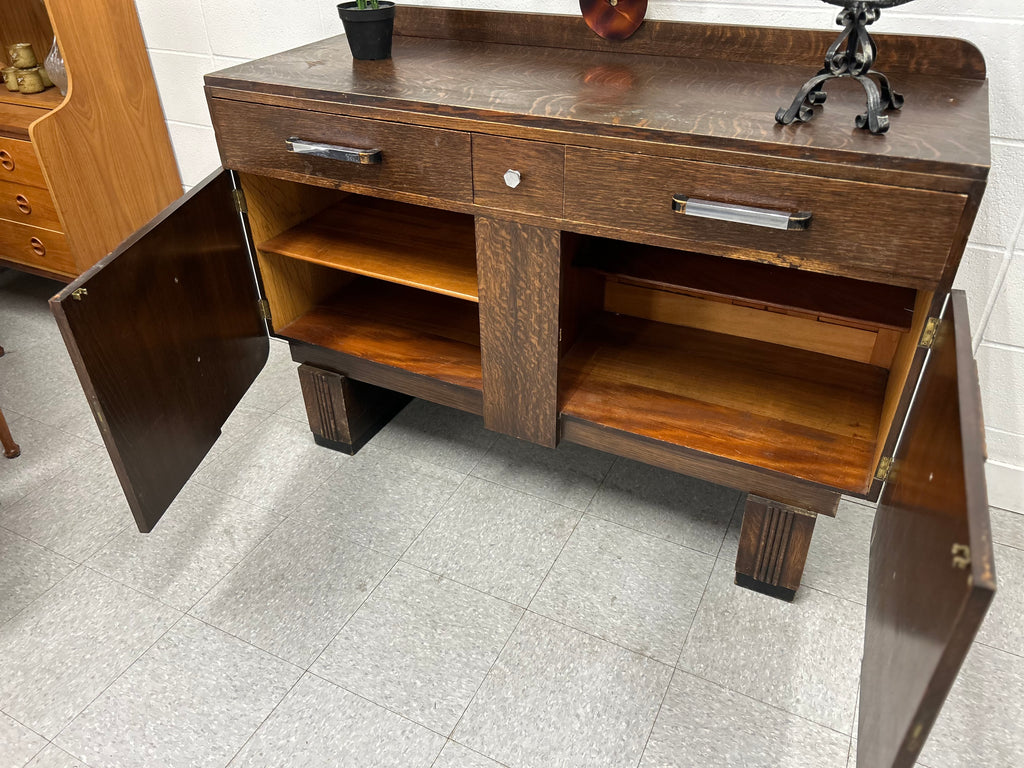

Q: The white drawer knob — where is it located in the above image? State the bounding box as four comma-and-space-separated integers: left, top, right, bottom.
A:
503, 169, 522, 189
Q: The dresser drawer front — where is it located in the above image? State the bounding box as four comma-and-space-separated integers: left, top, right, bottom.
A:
0, 181, 62, 231
565, 148, 968, 289
210, 99, 473, 203
0, 137, 47, 189
0, 220, 74, 275
472, 135, 564, 216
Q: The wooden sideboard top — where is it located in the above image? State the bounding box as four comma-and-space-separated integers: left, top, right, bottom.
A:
205, 7, 990, 183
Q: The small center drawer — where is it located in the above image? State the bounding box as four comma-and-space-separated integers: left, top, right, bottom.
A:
0, 181, 62, 231
209, 98, 473, 204
0, 219, 74, 275
0, 137, 47, 190
564, 147, 968, 289
472, 135, 564, 217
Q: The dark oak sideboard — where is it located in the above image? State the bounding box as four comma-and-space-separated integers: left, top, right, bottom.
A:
50, 9, 995, 767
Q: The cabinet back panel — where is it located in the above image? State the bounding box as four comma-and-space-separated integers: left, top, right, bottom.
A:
257, 250, 355, 332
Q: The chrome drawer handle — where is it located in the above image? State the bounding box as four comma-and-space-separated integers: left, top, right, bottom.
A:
672, 195, 812, 231
286, 137, 382, 165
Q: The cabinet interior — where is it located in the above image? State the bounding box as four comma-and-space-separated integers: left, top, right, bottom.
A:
242, 173, 929, 497
0, 2, 63, 132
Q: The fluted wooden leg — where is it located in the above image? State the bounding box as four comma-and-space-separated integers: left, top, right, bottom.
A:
734, 494, 816, 601
297, 364, 410, 454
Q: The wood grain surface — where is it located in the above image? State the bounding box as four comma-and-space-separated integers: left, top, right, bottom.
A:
565, 147, 967, 290
472, 135, 565, 217
30, 0, 182, 273
476, 217, 562, 446
0, 136, 47, 189
858, 290, 994, 768
206, 10, 989, 180
560, 314, 885, 492
735, 496, 817, 600
0, 181, 62, 232
260, 196, 478, 301
0, 218, 72, 274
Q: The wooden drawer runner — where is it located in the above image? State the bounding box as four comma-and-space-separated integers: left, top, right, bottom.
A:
564, 147, 968, 289
0, 136, 46, 189
0, 219, 73, 274
210, 98, 473, 204
0, 180, 61, 231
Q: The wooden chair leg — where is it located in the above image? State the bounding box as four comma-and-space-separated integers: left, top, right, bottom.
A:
0, 406, 20, 459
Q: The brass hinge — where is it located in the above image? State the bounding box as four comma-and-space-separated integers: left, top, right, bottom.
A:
232, 188, 248, 214
952, 543, 971, 570
258, 299, 271, 321
875, 456, 894, 482
71, 287, 88, 301
919, 317, 941, 348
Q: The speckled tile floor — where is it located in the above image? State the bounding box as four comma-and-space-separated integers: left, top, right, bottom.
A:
1, 269, 1023, 768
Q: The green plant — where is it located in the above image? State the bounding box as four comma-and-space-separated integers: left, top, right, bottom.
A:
355, 0, 380, 8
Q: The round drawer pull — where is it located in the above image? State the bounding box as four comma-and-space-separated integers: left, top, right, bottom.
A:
15, 194, 31, 214
29, 237, 45, 257
0, 150, 14, 172
503, 169, 522, 189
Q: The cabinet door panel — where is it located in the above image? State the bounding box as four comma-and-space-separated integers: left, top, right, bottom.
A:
50, 170, 267, 532
858, 290, 995, 768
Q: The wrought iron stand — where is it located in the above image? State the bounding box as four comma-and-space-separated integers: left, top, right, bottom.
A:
776, 2, 904, 134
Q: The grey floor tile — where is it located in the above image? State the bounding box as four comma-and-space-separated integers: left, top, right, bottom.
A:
455, 612, 672, 768
290, 444, 465, 557
313, 562, 522, 734
0, 567, 180, 738
530, 515, 714, 663
0, 340, 83, 427
917, 643, 1024, 768
639, 671, 850, 768
678, 555, 864, 734
404, 477, 580, 606
0, 417, 94, 511
197, 404, 275, 472
192, 516, 394, 667
0, 272, 63, 342
0, 528, 76, 624
470, 436, 615, 510
371, 400, 497, 474
24, 745, 91, 768
56, 616, 301, 768
86, 483, 285, 611
236, 340, 301, 413
0, 447, 131, 563
800, 499, 875, 605
0, 711, 46, 767
434, 741, 509, 768
192, 413, 349, 512
991, 507, 1024, 550
587, 458, 740, 556
975, 542, 1024, 656
275, 393, 307, 423
227, 673, 445, 767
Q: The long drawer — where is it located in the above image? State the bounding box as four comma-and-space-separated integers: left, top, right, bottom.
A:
0, 180, 62, 231
0, 219, 73, 275
0, 136, 47, 189
564, 147, 968, 289
209, 98, 473, 204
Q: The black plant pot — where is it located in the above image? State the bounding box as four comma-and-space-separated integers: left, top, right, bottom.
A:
337, 2, 396, 60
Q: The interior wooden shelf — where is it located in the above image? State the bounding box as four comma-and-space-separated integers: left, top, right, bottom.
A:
278, 277, 482, 392
0, 96, 55, 139
575, 239, 917, 331
259, 196, 479, 302
0, 87, 63, 110
560, 314, 887, 492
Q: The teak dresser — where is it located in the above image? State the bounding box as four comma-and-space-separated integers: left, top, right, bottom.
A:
51, 9, 995, 766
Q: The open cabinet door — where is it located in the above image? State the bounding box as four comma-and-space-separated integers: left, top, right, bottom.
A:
857, 290, 995, 768
51, 170, 268, 532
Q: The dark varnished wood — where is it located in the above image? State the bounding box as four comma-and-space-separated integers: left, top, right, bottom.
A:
297, 364, 410, 453
476, 217, 562, 447
278, 277, 482, 401
258, 196, 478, 302
206, 15, 989, 182
858, 291, 994, 768
565, 147, 967, 290
575, 238, 917, 331
394, 7, 986, 79
560, 314, 886, 493
735, 496, 816, 601
472, 135, 565, 218
50, 170, 268, 532
209, 97, 473, 203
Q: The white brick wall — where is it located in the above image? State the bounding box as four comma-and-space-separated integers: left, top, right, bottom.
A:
132, 0, 1024, 512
